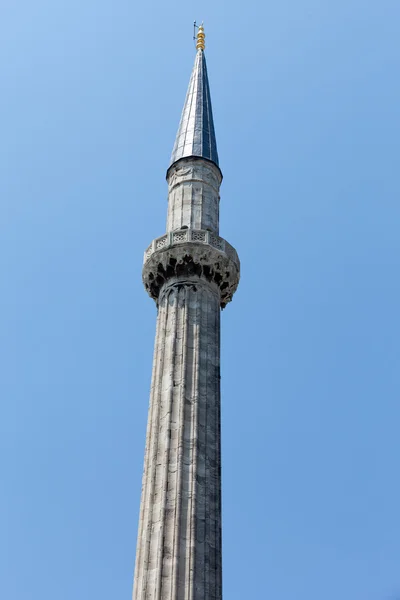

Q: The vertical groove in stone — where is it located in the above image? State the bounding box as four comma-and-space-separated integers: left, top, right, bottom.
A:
203, 286, 209, 598
159, 287, 182, 600
215, 301, 222, 600
133, 280, 221, 600
189, 286, 200, 600
154, 288, 178, 600
180, 184, 184, 231
205, 288, 210, 600
170, 292, 188, 600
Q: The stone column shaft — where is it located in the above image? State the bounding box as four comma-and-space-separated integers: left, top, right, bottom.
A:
133, 279, 222, 600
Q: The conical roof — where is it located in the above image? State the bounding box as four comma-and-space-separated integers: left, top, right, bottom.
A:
169, 49, 219, 169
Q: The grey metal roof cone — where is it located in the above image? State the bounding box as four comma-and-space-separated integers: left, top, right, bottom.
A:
169, 49, 219, 170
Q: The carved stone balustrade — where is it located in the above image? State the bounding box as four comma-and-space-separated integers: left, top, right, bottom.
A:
142, 229, 240, 308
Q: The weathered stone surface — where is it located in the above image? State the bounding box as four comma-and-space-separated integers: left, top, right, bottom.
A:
133, 279, 222, 600
166, 158, 222, 234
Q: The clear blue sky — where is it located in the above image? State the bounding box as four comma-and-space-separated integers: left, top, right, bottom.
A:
1, 1, 400, 598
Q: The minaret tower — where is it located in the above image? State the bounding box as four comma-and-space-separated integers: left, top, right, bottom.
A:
134, 26, 240, 600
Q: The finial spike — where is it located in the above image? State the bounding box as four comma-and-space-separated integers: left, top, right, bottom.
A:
196, 23, 205, 51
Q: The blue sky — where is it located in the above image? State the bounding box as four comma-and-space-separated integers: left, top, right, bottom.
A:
1, 1, 400, 599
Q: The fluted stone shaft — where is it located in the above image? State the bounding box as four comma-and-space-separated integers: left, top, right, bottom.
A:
133, 278, 222, 600
166, 158, 222, 234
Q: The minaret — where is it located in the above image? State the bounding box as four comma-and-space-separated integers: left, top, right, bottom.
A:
134, 26, 240, 600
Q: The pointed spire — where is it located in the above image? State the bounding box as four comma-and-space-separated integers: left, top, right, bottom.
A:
169, 26, 219, 170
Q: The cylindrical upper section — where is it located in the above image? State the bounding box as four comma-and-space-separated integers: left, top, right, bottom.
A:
166, 157, 222, 233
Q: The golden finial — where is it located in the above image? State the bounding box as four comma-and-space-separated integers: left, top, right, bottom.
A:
196, 23, 205, 51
